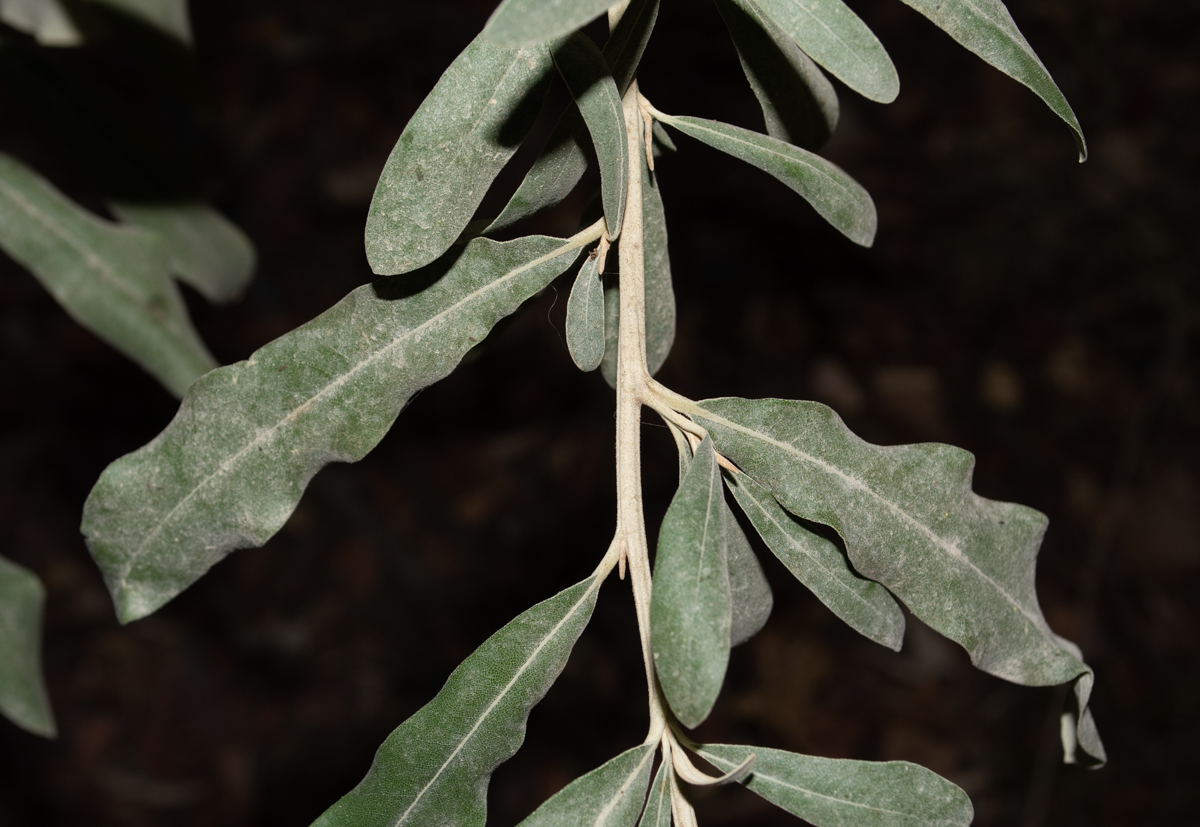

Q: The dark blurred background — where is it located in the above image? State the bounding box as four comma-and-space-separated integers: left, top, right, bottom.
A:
0, 0, 1196, 824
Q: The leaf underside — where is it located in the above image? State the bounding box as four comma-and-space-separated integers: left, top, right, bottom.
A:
314, 576, 602, 827
0, 152, 215, 397
484, 0, 616, 47
651, 436, 731, 728
637, 762, 672, 827
566, 253, 606, 371
516, 743, 656, 827
0, 556, 55, 738
82, 235, 584, 623
693, 397, 1104, 761
698, 744, 974, 827
365, 34, 555, 275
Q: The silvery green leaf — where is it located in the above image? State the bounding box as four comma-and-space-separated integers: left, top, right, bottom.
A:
0, 152, 215, 398
599, 265, 620, 388
637, 762, 671, 827
652, 120, 676, 156
488, 0, 659, 233
697, 744, 973, 827
365, 35, 554, 275
725, 502, 773, 646
566, 252, 605, 371
897, 0, 1086, 160
751, 0, 898, 103
82, 235, 584, 623
600, 164, 674, 386
88, 0, 191, 43
655, 115, 875, 247
516, 744, 657, 827
0, 556, 55, 738
483, 0, 616, 47
552, 33, 628, 239
110, 201, 255, 304
692, 397, 1104, 761
650, 436, 730, 728
0, 0, 81, 46
725, 469, 904, 650
715, 0, 839, 150
314, 576, 602, 827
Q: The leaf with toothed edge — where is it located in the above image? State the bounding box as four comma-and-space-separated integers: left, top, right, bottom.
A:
515, 744, 657, 827
82, 235, 586, 624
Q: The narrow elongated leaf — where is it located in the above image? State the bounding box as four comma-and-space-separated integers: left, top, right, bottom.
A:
698, 744, 973, 827
637, 762, 671, 827
0, 556, 55, 738
82, 235, 585, 623
897, 0, 1086, 160
655, 115, 876, 247
314, 576, 602, 827
484, 0, 615, 47
517, 744, 656, 827
552, 33, 628, 239
566, 252, 605, 371
752, 0, 898, 103
651, 436, 730, 728
488, 0, 659, 233
652, 120, 676, 156
600, 164, 674, 386
715, 0, 839, 150
725, 502, 773, 646
89, 0, 191, 43
726, 469, 905, 650
0, 0, 81, 46
110, 201, 255, 304
0, 152, 215, 397
692, 397, 1104, 761
365, 35, 555, 275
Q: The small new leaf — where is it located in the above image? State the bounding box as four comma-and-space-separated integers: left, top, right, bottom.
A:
651, 436, 731, 728
715, 0, 839, 150
897, 0, 1087, 160
654, 114, 876, 246
751, 0, 898, 103
698, 744, 974, 827
516, 744, 656, 827
726, 469, 905, 650
0, 555, 55, 738
484, 0, 616, 47
83, 234, 588, 623
365, 35, 555, 275
566, 252, 605, 371
0, 153, 216, 397
314, 576, 602, 827
111, 201, 255, 304
552, 33, 628, 239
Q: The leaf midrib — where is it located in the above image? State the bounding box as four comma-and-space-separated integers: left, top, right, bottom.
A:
591, 746, 656, 827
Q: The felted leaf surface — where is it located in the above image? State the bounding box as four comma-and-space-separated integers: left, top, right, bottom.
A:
566, 252, 605, 371
82, 235, 585, 623
650, 436, 730, 728
897, 0, 1086, 159
0, 556, 55, 738
692, 397, 1103, 760
637, 762, 671, 827
751, 0, 898, 103
365, 35, 554, 275
0, 152, 215, 397
516, 743, 656, 827
89, 0, 191, 43
488, 0, 658, 233
600, 164, 675, 385
656, 115, 876, 247
715, 0, 839, 150
698, 744, 973, 827
111, 201, 255, 304
726, 469, 905, 650
314, 576, 602, 827
0, 0, 81, 46
725, 500, 773, 646
484, 0, 615, 47
552, 33, 628, 239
